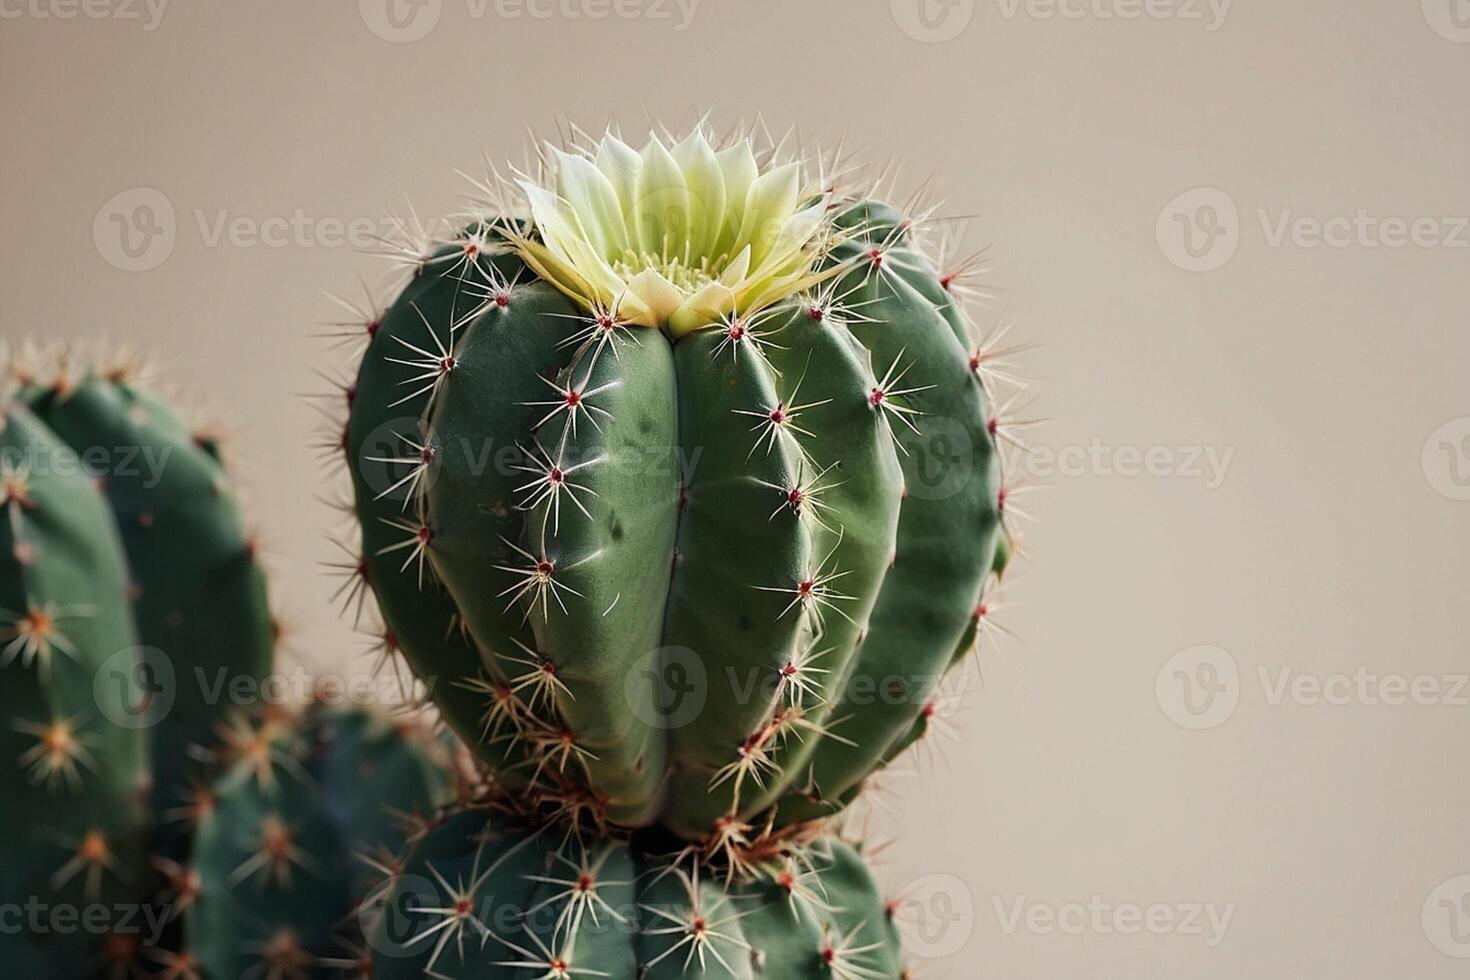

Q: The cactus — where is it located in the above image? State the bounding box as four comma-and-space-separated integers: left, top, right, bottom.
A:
179, 700, 456, 980
367, 806, 905, 980
24, 354, 277, 864
338, 126, 1015, 842
0, 385, 152, 976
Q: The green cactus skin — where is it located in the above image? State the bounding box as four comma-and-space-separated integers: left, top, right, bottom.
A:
25, 368, 277, 864
0, 399, 152, 977
340, 183, 1009, 841
184, 703, 454, 980
368, 807, 906, 980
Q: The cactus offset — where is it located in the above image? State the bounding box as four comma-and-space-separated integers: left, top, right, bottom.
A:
183, 701, 455, 980
338, 126, 1017, 841
367, 806, 906, 980
0, 387, 152, 976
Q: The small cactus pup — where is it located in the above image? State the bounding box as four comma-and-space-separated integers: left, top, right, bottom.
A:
0, 376, 151, 976
182, 698, 456, 980
338, 124, 1020, 841
24, 350, 277, 863
367, 806, 905, 979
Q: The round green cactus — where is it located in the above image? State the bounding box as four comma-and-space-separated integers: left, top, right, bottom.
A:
339, 127, 1013, 842
181, 701, 455, 980
0, 392, 152, 976
367, 807, 906, 979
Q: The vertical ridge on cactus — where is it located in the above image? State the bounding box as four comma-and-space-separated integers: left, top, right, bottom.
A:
0, 391, 151, 977
338, 123, 1022, 847
23, 352, 278, 865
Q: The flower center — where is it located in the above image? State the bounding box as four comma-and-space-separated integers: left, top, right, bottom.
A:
506, 128, 841, 337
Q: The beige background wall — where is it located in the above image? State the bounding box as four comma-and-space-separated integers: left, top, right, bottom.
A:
4, 1, 1468, 976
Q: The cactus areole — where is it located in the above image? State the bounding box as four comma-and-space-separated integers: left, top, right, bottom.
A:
344, 128, 1012, 841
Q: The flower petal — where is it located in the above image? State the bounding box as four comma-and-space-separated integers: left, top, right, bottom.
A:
552, 148, 629, 258
634, 135, 689, 258
670, 131, 725, 261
